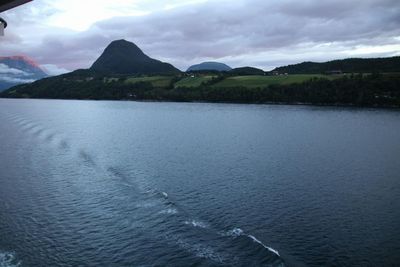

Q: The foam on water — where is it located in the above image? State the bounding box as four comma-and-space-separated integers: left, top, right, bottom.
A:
158, 208, 178, 215
226, 227, 244, 237
174, 237, 226, 264
247, 234, 280, 256
0, 251, 20, 267
135, 201, 159, 208
225, 228, 280, 256
184, 220, 209, 229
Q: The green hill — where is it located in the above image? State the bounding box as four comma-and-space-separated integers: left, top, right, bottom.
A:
229, 67, 265, 75
272, 57, 400, 74
125, 76, 174, 88
174, 75, 215, 88
212, 74, 335, 88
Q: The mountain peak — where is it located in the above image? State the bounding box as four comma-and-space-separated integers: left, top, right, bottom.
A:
90, 40, 180, 75
110, 39, 132, 44
107, 39, 142, 51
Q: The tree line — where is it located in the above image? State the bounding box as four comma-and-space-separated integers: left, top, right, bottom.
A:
2, 73, 399, 107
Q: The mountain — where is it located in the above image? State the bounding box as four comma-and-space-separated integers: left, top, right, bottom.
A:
272, 56, 400, 74
2, 48, 400, 108
0, 40, 180, 98
230, 66, 265, 75
187, 62, 232, 72
0, 56, 48, 91
90, 39, 180, 75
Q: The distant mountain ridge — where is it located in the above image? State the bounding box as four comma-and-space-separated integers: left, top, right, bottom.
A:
187, 62, 232, 72
0, 56, 48, 91
90, 39, 180, 75
230, 67, 265, 75
272, 56, 400, 74
2, 40, 400, 108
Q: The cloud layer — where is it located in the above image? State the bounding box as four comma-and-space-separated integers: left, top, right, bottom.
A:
1, 0, 399, 72
0, 63, 36, 84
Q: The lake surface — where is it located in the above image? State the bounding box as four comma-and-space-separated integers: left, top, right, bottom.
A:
0, 99, 399, 267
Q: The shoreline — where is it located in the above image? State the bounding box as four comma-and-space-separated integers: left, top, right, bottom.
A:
1, 97, 399, 110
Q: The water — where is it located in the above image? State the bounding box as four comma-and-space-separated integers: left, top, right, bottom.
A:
0, 99, 399, 267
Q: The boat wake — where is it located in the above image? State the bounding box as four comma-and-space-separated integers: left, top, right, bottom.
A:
225, 227, 280, 256
0, 251, 21, 267
3, 112, 284, 266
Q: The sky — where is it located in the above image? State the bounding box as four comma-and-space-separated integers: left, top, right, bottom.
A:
0, 0, 399, 75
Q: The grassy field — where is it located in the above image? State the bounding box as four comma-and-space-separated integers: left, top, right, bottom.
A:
212, 74, 340, 88
117, 73, 359, 89
125, 76, 174, 87
174, 76, 215, 88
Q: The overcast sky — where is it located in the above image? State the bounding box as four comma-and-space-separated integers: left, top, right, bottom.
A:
1, 0, 399, 74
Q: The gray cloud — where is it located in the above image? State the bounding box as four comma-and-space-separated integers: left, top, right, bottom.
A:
41, 64, 69, 75
0, 76, 35, 84
0, 63, 29, 75
0, 63, 36, 85
1, 0, 399, 71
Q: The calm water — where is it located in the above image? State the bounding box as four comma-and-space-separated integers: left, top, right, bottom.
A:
0, 99, 399, 267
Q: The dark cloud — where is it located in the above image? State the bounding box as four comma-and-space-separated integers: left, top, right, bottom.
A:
1, 0, 399, 71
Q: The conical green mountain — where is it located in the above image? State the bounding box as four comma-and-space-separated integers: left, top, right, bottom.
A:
90, 39, 180, 74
